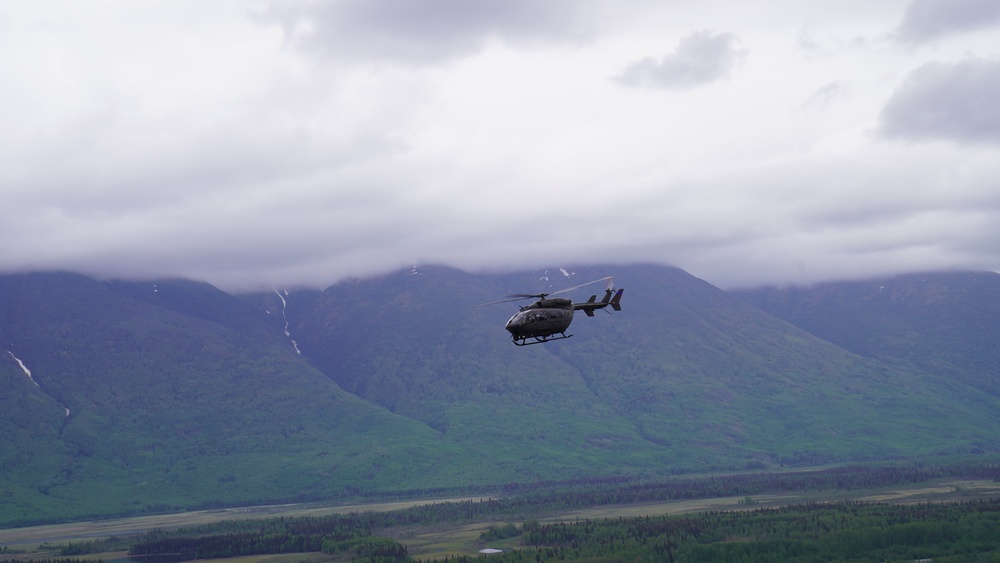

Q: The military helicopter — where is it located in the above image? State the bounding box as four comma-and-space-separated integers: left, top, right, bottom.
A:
481, 276, 624, 346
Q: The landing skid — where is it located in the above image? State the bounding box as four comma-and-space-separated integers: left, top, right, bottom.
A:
512, 333, 573, 346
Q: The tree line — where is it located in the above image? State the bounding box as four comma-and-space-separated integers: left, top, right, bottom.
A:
127, 531, 407, 562
430, 499, 1000, 562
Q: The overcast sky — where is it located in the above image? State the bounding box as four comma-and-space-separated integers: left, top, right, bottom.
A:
3, 0, 1000, 291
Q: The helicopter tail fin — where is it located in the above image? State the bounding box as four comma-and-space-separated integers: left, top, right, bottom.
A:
574, 288, 623, 315
610, 288, 624, 311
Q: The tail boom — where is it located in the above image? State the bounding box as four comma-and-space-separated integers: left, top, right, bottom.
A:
573, 288, 624, 316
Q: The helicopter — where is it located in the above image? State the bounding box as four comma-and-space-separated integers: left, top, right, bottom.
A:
481, 276, 624, 346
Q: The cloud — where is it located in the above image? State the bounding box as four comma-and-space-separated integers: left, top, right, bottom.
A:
615, 30, 746, 89
878, 57, 1000, 144
895, 0, 1000, 44
255, 0, 598, 64
3, 1, 1000, 292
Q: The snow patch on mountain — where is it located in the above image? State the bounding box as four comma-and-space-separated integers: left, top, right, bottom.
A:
8, 350, 38, 387
274, 289, 301, 355
8, 351, 70, 417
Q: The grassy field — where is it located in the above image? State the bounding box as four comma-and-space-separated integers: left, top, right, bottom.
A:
0, 496, 493, 549
4, 478, 998, 561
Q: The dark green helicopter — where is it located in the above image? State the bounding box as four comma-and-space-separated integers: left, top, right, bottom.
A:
482, 276, 624, 346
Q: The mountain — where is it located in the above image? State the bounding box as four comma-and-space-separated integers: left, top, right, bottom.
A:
253, 264, 1000, 471
2, 265, 999, 526
0, 273, 485, 525
732, 271, 1000, 399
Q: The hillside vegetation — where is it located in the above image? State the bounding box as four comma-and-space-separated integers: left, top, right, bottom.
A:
268, 265, 1000, 471
734, 271, 1000, 399
2, 265, 999, 525
0, 274, 484, 525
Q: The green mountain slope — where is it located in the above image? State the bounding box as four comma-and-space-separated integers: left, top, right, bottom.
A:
4, 266, 1000, 526
0, 273, 478, 525
249, 266, 643, 482
265, 264, 1000, 475
733, 271, 1000, 398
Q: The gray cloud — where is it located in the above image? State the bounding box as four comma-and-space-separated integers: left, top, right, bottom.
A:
878, 57, 1000, 144
4, 2, 1000, 292
615, 30, 745, 89
256, 0, 597, 64
895, 0, 1000, 44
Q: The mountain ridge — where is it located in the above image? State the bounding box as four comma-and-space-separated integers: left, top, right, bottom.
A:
2, 264, 998, 525
256, 263, 1000, 467
733, 270, 1000, 398
0, 272, 486, 525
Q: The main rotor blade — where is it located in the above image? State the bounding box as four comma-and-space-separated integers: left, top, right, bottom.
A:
547, 276, 615, 297
475, 294, 540, 307
475, 275, 614, 308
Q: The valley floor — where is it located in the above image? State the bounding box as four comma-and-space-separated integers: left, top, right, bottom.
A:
3, 478, 1000, 561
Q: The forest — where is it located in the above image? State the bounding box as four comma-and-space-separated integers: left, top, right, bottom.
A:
19, 461, 999, 562
459, 500, 1000, 562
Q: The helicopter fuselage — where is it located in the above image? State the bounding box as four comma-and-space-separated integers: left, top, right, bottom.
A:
505, 297, 575, 343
